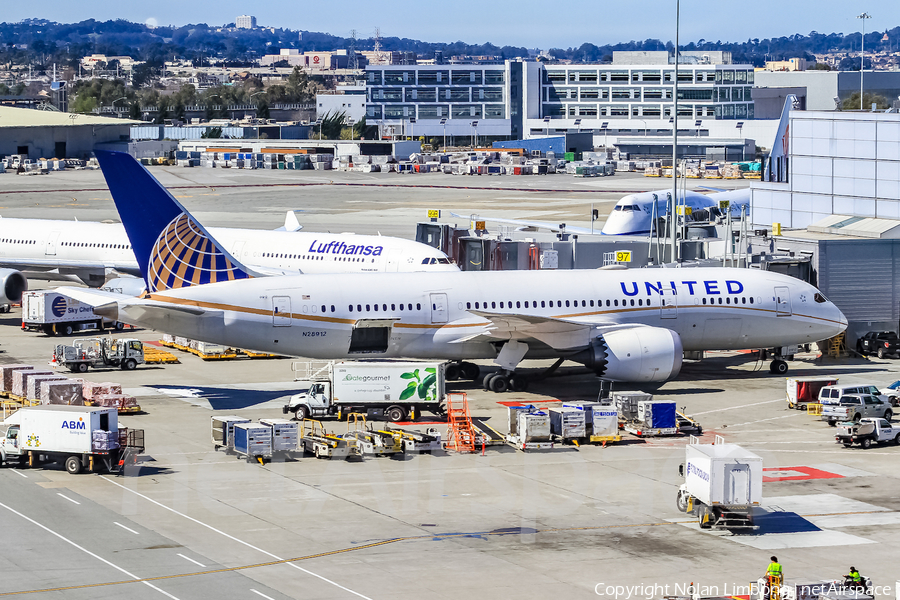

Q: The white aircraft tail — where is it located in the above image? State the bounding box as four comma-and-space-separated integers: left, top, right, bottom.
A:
764, 94, 798, 182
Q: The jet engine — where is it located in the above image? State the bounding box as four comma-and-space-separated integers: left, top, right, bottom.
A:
571, 327, 683, 382
0, 268, 27, 305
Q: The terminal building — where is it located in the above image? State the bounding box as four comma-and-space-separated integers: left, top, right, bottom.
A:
363, 52, 778, 153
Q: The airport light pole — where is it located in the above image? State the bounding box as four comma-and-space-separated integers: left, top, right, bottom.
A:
471, 120, 478, 148
440, 117, 447, 149
348, 117, 355, 140
671, 0, 680, 263
858, 12, 872, 110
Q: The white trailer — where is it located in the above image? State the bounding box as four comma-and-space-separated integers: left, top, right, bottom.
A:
284, 361, 446, 422
232, 423, 273, 463
676, 438, 762, 530
0, 405, 143, 474
22, 291, 122, 336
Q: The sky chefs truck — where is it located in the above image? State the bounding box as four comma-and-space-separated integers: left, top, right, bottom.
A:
0, 405, 143, 474
676, 440, 763, 530
285, 361, 446, 422
22, 291, 123, 336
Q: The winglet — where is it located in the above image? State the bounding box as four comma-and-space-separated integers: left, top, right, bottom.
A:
94, 150, 257, 293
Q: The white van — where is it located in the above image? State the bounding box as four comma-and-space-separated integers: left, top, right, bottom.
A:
819, 384, 897, 407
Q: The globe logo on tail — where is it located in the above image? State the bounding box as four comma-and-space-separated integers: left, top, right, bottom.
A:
148, 213, 249, 292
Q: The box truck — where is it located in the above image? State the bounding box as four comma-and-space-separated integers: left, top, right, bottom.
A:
284, 361, 446, 422
22, 291, 123, 336
0, 405, 144, 474
675, 439, 762, 530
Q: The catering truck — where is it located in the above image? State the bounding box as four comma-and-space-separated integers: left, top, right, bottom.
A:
676, 439, 763, 530
22, 291, 123, 336
0, 405, 144, 474
284, 361, 446, 422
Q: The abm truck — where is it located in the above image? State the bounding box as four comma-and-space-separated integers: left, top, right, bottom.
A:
0, 405, 143, 474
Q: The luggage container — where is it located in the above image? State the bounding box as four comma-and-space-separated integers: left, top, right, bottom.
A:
259, 418, 299, 454
786, 376, 838, 410
548, 407, 587, 440
563, 402, 621, 442
611, 391, 652, 422
232, 423, 273, 463
626, 400, 678, 437
506, 409, 554, 450
211, 416, 250, 451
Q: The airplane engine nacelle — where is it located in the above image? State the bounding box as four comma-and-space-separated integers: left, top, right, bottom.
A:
573, 327, 683, 382
0, 268, 27, 305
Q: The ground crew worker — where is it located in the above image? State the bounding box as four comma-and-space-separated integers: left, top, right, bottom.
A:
764, 556, 783, 600
846, 567, 863, 591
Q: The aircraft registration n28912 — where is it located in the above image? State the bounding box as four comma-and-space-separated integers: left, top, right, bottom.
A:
64, 151, 847, 389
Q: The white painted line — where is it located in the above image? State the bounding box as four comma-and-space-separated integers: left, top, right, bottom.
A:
177, 553, 206, 568
0, 500, 180, 599
57, 493, 80, 505
724, 414, 799, 428
114, 521, 140, 535
691, 398, 783, 416
101, 476, 374, 600
251, 590, 276, 600
9, 469, 27, 478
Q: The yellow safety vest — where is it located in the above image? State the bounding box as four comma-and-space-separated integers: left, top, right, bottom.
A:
767, 562, 783, 577
849, 571, 861, 583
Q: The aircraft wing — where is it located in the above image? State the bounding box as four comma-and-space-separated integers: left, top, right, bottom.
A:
454, 310, 644, 350
449, 212, 598, 235
56, 287, 211, 321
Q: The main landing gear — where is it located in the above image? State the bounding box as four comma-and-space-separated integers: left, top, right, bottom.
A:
444, 361, 481, 381
759, 348, 791, 375
482, 370, 529, 393
769, 359, 789, 375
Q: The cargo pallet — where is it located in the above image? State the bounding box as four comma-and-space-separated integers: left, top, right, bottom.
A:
505, 434, 555, 450
83, 400, 142, 414
624, 424, 679, 437
142, 347, 180, 364
160, 340, 277, 361
589, 435, 622, 444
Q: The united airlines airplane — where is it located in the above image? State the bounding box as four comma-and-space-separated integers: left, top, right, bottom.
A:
64, 151, 847, 389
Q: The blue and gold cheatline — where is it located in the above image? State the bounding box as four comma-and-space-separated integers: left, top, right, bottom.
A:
148, 213, 250, 293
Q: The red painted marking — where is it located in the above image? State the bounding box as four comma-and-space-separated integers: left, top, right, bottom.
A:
763, 466, 844, 482
394, 421, 445, 426
496, 400, 562, 407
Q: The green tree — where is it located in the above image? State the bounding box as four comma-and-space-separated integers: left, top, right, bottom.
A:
201, 126, 223, 138
842, 92, 889, 110
353, 116, 377, 140
319, 110, 347, 139
257, 99, 270, 119
70, 94, 98, 114
128, 101, 141, 120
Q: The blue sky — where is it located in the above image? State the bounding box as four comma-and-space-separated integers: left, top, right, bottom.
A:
7, 1, 899, 49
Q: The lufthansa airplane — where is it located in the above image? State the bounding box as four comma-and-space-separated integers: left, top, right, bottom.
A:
0, 198, 455, 304
63, 151, 847, 390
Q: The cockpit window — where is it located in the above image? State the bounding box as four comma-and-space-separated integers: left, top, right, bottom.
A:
814, 292, 827, 303
422, 258, 430, 264
437, 258, 450, 264
613, 205, 622, 211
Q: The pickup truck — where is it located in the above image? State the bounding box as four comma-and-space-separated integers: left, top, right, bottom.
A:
823, 394, 893, 426
856, 331, 900, 359
836, 418, 900, 448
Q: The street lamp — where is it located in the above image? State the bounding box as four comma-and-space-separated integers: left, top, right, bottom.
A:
440, 117, 447, 150
315, 117, 323, 140
573, 118, 582, 133
600, 121, 609, 149
471, 120, 479, 148
857, 12, 872, 110
110, 96, 127, 114
543, 115, 551, 137
408, 116, 416, 141
694, 119, 702, 137
348, 117, 355, 141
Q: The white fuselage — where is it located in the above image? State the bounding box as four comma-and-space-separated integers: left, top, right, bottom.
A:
0, 218, 457, 279
122, 267, 846, 361
601, 188, 750, 235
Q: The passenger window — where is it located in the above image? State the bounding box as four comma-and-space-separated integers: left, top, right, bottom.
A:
466, 302, 471, 309
524, 301, 529, 308
331, 306, 335, 312
416, 303, 421, 310
565, 300, 570, 307
614, 300, 619, 306
581, 300, 586, 307
516, 301, 521, 308
321, 305, 326, 313
638, 299, 643, 306
557, 301, 562, 307
630, 299, 635, 306
541, 301, 545, 308
349, 305, 354, 312
500, 302, 504, 308
590, 300, 594, 307
474, 302, 479, 309
606, 300, 610, 307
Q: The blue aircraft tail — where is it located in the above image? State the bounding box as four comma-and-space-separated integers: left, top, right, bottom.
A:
94, 150, 252, 293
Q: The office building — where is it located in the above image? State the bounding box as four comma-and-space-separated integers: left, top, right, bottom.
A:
236, 15, 257, 29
